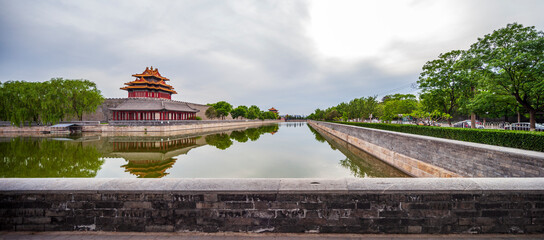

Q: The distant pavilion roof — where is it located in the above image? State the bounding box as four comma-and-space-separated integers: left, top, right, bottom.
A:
268, 107, 278, 111
110, 98, 199, 112
132, 66, 169, 81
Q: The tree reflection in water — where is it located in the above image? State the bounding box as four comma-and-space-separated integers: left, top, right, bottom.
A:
307, 124, 327, 143
204, 133, 233, 150
230, 130, 248, 143
205, 124, 279, 150
0, 137, 103, 177
0, 124, 281, 178
307, 125, 409, 178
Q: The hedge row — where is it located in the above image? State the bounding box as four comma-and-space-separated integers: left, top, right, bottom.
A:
335, 121, 544, 152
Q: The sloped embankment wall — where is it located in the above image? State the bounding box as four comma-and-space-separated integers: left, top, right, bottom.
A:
309, 121, 544, 178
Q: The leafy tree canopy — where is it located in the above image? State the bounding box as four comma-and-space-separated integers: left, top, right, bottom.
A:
0, 78, 104, 126
418, 50, 474, 124
205, 106, 218, 119
468, 22, 544, 130
247, 105, 261, 120
210, 101, 233, 120
231, 105, 248, 119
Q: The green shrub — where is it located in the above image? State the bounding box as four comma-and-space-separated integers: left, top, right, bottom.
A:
195, 116, 202, 120
335, 121, 544, 152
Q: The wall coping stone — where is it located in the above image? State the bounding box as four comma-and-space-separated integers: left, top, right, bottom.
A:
1, 178, 543, 194
321, 121, 544, 158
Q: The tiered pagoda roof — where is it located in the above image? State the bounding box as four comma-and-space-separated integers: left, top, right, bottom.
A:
132, 66, 170, 81
121, 66, 178, 94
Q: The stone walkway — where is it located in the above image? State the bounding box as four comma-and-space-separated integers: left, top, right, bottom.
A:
1, 232, 544, 240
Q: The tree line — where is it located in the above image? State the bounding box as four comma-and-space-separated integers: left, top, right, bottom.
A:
0, 78, 104, 126
205, 101, 279, 120
308, 23, 544, 131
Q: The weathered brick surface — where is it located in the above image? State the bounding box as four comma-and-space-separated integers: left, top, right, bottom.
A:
1, 191, 543, 233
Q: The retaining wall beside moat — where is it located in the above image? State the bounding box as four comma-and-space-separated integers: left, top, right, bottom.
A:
309, 121, 544, 178
0, 120, 281, 133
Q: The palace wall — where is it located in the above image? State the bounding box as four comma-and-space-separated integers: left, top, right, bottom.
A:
78, 98, 218, 122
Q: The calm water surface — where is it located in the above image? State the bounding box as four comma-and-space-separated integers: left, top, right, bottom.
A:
0, 123, 409, 178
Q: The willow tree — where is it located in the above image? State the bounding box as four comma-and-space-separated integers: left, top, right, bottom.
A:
468, 23, 544, 131
0, 81, 43, 126
63, 79, 104, 121
0, 79, 103, 125
41, 79, 70, 124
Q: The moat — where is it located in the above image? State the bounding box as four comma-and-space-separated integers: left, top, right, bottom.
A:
0, 122, 408, 178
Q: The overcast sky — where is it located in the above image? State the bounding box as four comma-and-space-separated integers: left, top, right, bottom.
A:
1, 0, 544, 115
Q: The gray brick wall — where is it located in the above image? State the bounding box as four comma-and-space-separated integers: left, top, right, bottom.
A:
311, 121, 544, 177
1, 178, 543, 233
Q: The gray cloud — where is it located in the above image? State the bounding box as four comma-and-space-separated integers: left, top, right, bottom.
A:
1, 0, 543, 114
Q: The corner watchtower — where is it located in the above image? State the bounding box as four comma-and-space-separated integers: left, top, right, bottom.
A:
121, 66, 177, 99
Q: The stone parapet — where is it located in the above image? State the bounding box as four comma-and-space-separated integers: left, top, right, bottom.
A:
309, 121, 544, 178
84, 120, 281, 132
1, 178, 543, 233
0, 120, 280, 133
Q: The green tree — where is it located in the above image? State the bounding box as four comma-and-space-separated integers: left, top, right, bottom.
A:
309, 108, 325, 120
418, 50, 474, 125
247, 105, 261, 120
64, 79, 104, 121
211, 101, 233, 120
408, 109, 451, 125
0, 79, 104, 125
41, 79, 70, 124
468, 23, 544, 131
261, 111, 278, 120
0, 81, 43, 126
205, 106, 218, 119
381, 94, 418, 122
363, 96, 380, 120
231, 105, 248, 119
464, 91, 519, 122
324, 109, 341, 121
